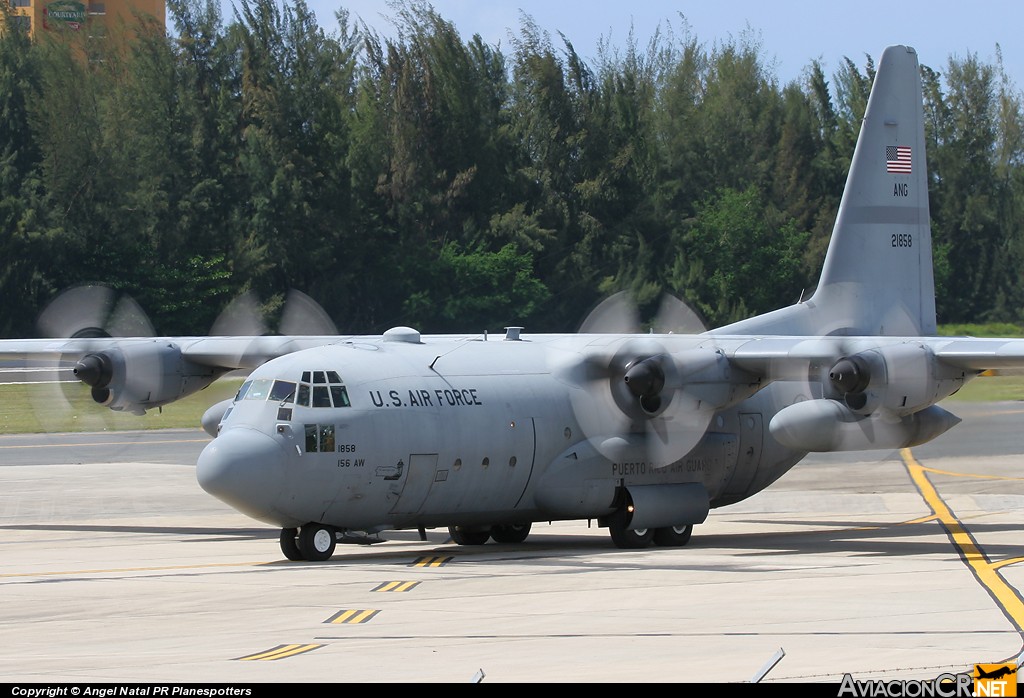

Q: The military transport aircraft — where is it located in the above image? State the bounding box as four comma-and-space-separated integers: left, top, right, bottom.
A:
3, 45, 1024, 561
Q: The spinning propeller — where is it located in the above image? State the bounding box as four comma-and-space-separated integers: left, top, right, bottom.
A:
29, 284, 337, 432
30, 284, 157, 433
209, 288, 339, 369
565, 292, 732, 468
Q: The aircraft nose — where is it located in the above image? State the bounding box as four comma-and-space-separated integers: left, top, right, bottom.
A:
197, 427, 286, 522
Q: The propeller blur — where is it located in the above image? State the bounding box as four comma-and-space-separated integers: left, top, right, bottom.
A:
3, 45, 1024, 561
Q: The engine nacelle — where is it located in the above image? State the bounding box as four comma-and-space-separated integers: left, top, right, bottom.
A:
769, 399, 962, 452
73, 342, 223, 415
829, 343, 964, 415
201, 398, 235, 437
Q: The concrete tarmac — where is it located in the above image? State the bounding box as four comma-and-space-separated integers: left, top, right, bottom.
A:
0, 402, 1023, 684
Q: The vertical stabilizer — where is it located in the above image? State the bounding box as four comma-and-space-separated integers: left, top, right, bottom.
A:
812, 44, 935, 335
716, 45, 935, 338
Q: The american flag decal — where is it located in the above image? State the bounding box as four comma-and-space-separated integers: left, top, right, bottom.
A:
886, 145, 912, 174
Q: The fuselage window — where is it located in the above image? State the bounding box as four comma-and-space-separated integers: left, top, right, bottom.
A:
304, 424, 318, 452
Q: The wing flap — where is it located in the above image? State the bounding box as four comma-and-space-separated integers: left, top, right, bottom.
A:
931, 338, 1024, 372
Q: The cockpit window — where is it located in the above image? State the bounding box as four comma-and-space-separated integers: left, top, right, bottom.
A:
312, 386, 331, 408
330, 385, 351, 407
294, 369, 352, 408
269, 380, 296, 403
234, 380, 252, 402
244, 378, 273, 400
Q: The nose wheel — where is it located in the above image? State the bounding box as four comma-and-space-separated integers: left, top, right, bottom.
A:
280, 524, 337, 561
280, 528, 303, 561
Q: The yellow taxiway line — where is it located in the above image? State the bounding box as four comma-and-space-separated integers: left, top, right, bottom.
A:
900, 448, 1024, 635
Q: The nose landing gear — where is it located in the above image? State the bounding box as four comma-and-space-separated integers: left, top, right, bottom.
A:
280, 523, 337, 561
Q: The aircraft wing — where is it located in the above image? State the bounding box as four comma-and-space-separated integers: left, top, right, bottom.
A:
929, 337, 1024, 372
0, 335, 348, 370
720, 335, 1024, 376
0, 335, 353, 415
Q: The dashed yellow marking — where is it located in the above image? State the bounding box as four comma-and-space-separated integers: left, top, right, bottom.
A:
372, 581, 421, 592
901, 448, 1024, 633
325, 609, 380, 624
412, 556, 452, 567
236, 644, 324, 661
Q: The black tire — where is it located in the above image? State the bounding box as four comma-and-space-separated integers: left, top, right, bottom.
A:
490, 523, 532, 544
280, 527, 304, 561
448, 525, 491, 545
653, 524, 693, 547
298, 523, 336, 561
608, 523, 654, 549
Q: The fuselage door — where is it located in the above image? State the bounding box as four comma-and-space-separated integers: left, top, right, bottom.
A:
388, 453, 439, 517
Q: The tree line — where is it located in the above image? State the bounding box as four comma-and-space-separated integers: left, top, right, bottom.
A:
2, 0, 1023, 338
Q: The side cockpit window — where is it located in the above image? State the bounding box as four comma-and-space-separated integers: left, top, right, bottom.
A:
304, 423, 336, 453
234, 380, 252, 402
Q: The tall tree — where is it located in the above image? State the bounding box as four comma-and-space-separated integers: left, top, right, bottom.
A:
928, 53, 1002, 322
0, 14, 50, 336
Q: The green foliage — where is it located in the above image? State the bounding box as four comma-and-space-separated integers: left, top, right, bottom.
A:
674, 186, 809, 326
0, 14, 52, 335
937, 322, 1024, 338
403, 242, 550, 332
1, 1, 1023, 337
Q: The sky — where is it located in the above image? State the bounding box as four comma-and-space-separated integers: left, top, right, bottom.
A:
216, 0, 1024, 89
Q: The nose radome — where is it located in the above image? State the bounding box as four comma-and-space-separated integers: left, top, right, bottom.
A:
197, 427, 287, 523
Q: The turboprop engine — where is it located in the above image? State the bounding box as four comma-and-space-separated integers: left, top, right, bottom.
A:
768, 343, 966, 452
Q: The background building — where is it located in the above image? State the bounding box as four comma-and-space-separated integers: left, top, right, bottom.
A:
3, 0, 165, 44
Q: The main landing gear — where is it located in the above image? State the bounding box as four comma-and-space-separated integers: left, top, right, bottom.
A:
448, 523, 533, 545
608, 522, 693, 549
280, 524, 337, 561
